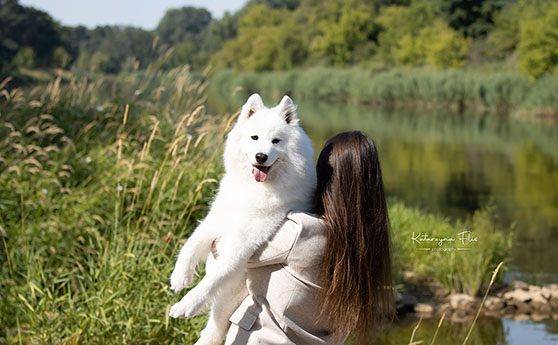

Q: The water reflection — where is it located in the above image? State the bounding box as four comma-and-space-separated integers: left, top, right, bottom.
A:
299, 100, 558, 285
371, 315, 558, 345
370, 315, 507, 345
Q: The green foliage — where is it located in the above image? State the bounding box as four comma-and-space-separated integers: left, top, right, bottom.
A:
2, 0, 556, 80
0, 67, 224, 343
389, 202, 512, 295
156, 7, 212, 47
0, 0, 61, 70
74, 26, 156, 74
521, 71, 558, 112
10, 46, 35, 69
435, 0, 507, 38
517, 2, 558, 80
421, 21, 471, 68
377, 2, 470, 68
310, 2, 375, 65
212, 68, 558, 116
52, 46, 71, 69
216, 5, 305, 71
246, 0, 300, 10
484, 3, 521, 59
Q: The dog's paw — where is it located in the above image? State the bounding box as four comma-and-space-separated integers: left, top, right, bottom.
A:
168, 292, 205, 319
169, 265, 195, 293
169, 270, 188, 293
169, 301, 189, 319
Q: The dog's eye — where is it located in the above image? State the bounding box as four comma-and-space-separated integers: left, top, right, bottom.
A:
272, 138, 281, 144
251, 135, 258, 140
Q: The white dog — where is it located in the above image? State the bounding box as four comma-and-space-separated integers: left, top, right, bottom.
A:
169, 94, 316, 345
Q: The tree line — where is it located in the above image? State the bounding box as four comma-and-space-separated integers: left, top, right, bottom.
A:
1, 0, 557, 81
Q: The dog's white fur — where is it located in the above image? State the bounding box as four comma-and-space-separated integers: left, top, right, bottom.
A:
169, 94, 316, 345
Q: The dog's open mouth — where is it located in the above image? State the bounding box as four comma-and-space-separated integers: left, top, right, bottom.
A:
252, 165, 271, 182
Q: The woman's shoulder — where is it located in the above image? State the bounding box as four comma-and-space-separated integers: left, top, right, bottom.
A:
286, 211, 323, 231
286, 211, 325, 252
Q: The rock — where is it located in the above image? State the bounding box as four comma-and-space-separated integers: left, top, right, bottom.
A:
541, 286, 553, 300
439, 302, 452, 314
515, 301, 532, 314
415, 303, 434, 314
455, 308, 468, 319
485, 296, 505, 311
530, 291, 549, 311
538, 303, 552, 314
449, 294, 475, 310
528, 285, 541, 293
403, 271, 418, 280
532, 313, 548, 322
398, 291, 418, 307
504, 289, 532, 303
511, 280, 529, 290
513, 314, 530, 321
503, 305, 516, 315
550, 296, 558, 311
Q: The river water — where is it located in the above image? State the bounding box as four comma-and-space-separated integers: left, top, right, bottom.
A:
208, 91, 558, 344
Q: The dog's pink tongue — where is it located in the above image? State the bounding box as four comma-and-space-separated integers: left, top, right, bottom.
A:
253, 166, 268, 182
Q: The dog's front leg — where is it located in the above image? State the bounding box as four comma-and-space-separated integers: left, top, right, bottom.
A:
170, 218, 214, 293
194, 273, 248, 345
169, 246, 250, 318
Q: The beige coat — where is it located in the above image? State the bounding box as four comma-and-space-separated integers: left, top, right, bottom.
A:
225, 212, 345, 345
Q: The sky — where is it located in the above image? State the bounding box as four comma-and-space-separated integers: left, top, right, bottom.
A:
19, 0, 247, 30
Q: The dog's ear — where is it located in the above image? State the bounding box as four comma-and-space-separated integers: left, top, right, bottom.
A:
240, 93, 264, 120
278, 95, 298, 125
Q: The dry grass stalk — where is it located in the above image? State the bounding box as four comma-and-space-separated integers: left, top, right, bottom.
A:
429, 313, 445, 345
408, 315, 423, 345
462, 261, 504, 345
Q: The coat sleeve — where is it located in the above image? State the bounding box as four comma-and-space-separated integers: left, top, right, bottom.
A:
246, 214, 302, 268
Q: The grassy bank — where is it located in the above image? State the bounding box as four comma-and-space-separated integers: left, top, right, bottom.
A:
390, 202, 512, 296
212, 68, 558, 118
1, 70, 512, 343
0, 67, 225, 344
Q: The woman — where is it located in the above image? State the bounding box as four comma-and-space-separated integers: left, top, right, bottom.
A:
225, 131, 394, 345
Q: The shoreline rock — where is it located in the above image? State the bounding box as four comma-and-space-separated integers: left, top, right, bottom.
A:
396, 280, 558, 322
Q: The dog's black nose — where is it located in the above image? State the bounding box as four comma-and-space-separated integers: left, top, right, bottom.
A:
255, 153, 268, 164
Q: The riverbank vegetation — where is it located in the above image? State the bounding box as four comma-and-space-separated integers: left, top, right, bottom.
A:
1, 70, 513, 342
390, 202, 512, 295
212, 68, 558, 117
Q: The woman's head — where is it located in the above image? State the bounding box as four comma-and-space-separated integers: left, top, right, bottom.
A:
314, 131, 394, 342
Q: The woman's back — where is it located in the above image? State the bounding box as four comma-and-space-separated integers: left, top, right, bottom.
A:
225, 212, 344, 345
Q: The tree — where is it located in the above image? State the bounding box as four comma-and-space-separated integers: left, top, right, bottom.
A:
53, 46, 71, 69
376, 1, 434, 64
216, 5, 306, 71
434, 0, 510, 38
0, 0, 61, 70
377, 1, 470, 68
156, 7, 211, 47
310, 2, 375, 65
518, 3, 558, 80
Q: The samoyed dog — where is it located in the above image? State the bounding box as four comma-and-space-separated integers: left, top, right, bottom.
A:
169, 94, 316, 345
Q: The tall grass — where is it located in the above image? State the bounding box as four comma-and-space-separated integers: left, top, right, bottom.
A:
0, 67, 226, 344
212, 68, 558, 117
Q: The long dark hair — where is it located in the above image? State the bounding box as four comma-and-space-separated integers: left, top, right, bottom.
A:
314, 131, 394, 342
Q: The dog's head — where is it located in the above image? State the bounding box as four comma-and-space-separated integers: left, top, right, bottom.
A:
226, 93, 303, 183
